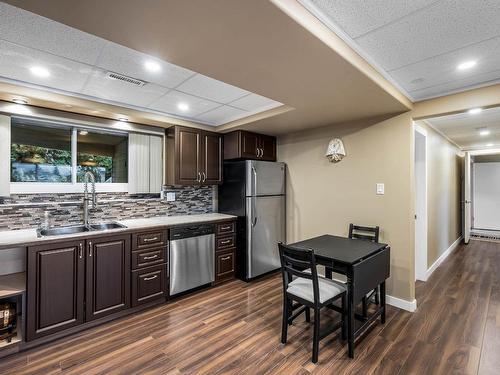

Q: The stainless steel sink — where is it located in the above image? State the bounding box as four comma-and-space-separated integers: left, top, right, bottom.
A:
38, 225, 90, 237
37, 222, 127, 237
89, 222, 127, 231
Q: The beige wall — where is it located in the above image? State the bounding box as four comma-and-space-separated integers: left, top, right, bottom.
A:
418, 123, 463, 266
278, 113, 415, 301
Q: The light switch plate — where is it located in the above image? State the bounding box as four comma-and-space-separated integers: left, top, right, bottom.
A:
166, 192, 176, 202
376, 183, 385, 195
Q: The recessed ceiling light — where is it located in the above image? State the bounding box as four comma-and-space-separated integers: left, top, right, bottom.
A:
144, 60, 161, 73
479, 129, 490, 136
177, 103, 189, 112
118, 117, 128, 122
487, 143, 494, 147
12, 98, 27, 105
30, 66, 50, 78
457, 60, 477, 71
468, 108, 483, 115
79, 130, 88, 136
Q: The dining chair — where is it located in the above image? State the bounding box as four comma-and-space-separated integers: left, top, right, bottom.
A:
349, 224, 380, 317
278, 242, 347, 363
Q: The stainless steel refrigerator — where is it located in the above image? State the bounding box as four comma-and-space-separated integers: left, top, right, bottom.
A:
218, 160, 286, 280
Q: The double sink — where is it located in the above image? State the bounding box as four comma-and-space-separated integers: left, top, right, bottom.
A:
37, 222, 127, 237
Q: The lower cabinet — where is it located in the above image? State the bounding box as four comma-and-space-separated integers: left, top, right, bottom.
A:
26, 235, 131, 341
26, 240, 85, 341
215, 220, 237, 284
132, 264, 167, 306
215, 250, 235, 283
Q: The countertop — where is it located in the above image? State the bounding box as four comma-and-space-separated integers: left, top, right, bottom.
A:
0, 213, 236, 250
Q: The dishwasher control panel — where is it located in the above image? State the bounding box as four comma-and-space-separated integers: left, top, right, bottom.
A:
169, 224, 215, 241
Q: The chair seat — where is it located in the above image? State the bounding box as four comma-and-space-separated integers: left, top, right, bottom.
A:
287, 276, 346, 304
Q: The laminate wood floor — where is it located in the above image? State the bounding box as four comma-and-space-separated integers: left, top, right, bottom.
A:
1, 240, 499, 375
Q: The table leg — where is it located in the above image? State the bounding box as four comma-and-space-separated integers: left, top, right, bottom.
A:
380, 281, 386, 324
347, 275, 355, 359
325, 266, 332, 279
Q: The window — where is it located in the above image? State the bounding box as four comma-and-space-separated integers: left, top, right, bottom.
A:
11, 122, 72, 183
10, 117, 128, 191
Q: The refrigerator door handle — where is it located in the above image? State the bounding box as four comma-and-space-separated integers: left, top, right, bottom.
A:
252, 165, 258, 196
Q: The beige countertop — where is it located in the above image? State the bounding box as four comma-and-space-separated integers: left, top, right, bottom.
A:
0, 213, 236, 250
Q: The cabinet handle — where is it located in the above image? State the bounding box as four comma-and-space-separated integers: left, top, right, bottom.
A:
79, 243, 83, 259
143, 237, 159, 242
88, 241, 92, 257
221, 256, 231, 261
143, 275, 158, 281
221, 226, 231, 230
220, 239, 231, 245
202, 172, 206, 182
198, 172, 202, 183
143, 254, 159, 260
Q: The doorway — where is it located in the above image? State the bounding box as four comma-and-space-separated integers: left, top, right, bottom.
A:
414, 125, 428, 281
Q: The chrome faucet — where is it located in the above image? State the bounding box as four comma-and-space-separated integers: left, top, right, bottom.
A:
83, 171, 97, 226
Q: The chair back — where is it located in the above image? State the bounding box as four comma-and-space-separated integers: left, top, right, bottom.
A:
278, 242, 320, 303
348, 223, 380, 243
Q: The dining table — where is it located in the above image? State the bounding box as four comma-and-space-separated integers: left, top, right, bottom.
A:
288, 234, 390, 358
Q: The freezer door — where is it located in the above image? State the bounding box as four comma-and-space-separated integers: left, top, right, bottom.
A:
246, 195, 285, 278
246, 160, 286, 197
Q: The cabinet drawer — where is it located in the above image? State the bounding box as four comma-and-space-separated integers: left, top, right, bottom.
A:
132, 264, 168, 307
217, 235, 235, 250
132, 230, 166, 250
217, 221, 236, 236
215, 250, 235, 283
132, 247, 167, 270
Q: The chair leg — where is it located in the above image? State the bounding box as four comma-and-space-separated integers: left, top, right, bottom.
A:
305, 307, 311, 323
281, 296, 289, 344
288, 299, 293, 326
312, 308, 320, 363
325, 267, 332, 279
362, 296, 368, 318
341, 293, 347, 341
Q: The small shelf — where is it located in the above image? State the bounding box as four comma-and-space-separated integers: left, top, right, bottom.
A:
0, 272, 26, 299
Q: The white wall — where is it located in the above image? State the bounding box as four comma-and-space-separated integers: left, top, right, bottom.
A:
473, 162, 500, 230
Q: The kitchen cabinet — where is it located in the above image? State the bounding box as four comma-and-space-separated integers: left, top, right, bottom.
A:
166, 126, 222, 186
132, 264, 168, 306
214, 220, 237, 284
223, 131, 276, 161
26, 240, 85, 341
85, 235, 131, 321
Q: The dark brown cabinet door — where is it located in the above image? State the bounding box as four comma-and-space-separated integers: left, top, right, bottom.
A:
132, 264, 167, 306
259, 135, 277, 161
202, 131, 222, 184
177, 127, 201, 184
215, 250, 235, 284
27, 240, 85, 341
86, 235, 131, 321
240, 131, 259, 159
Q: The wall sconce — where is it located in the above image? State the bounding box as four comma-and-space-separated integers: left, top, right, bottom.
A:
325, 138, 346, 163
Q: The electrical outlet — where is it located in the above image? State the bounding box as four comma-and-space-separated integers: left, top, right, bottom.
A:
166, 192, 176, 202
376, 183, 385, 195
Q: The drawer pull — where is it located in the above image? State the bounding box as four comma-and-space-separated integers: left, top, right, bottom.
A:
221, 226, 231, 230
220, 239, 231, 245
143, 255, 159, 260
143, 237, 159, 242
221, 256, 231, 261
143, 275, 158, 281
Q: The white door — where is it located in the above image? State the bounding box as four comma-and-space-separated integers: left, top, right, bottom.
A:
414, 127, 428, 281
464, 152, 472, 244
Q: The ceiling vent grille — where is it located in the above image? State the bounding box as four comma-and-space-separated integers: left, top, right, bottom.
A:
106, 72, 146, 87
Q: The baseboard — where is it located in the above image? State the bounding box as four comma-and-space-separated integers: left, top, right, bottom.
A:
425, 236, 462, 281
386, 295, 417, 312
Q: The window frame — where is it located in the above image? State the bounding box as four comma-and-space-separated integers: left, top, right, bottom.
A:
10, 119, 130, 194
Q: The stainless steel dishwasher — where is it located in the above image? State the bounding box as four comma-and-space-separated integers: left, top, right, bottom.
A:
169, 224, 215, 296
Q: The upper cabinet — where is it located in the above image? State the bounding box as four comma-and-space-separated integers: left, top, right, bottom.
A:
165, 126, 222, 186
223, 131, 276, 161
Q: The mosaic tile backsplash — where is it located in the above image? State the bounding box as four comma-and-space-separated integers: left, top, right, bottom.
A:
0, 186, 215, 231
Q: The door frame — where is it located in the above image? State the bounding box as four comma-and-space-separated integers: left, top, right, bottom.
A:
414, 124, 428, 281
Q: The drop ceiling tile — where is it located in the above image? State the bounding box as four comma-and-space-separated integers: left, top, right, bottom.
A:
81, 69, 169, 107
390, 36, 500, 95
176, 74, 249, 104
148, 90, 221, 117
0, 40, 92, 92
356, 0, 500, 71
229, 93, 282, 111
0, 2, 105, 65
96, 42, 195, 88
307, 0, 438, 38
196, 105, 247, 125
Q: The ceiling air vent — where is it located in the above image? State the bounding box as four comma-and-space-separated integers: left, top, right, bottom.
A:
106, 72, 146, 87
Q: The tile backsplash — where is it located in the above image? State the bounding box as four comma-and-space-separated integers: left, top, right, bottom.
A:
0, 186, 215, 231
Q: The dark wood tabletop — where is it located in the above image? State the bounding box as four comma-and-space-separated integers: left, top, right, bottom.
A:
289, 234, 387, 265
